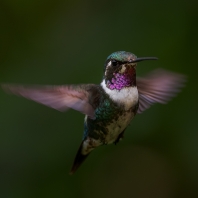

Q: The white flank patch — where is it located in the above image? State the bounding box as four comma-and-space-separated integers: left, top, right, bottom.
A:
101, 79, 138, 110
82, 137, 102, 155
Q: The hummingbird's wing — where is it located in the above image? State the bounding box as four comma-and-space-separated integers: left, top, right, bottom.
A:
137, 69, 186, 114
1, 84, 99, 119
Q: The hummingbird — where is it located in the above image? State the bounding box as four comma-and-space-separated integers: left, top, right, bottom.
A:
1, 51, 185, 174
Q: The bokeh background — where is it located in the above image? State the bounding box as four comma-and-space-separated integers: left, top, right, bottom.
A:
0, 0, 198, 198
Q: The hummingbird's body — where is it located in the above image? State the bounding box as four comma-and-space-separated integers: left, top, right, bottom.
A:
86, 83, 138, 144
72, 83, 139, 173
1, 51, 186, 174
83, 85, 138, 147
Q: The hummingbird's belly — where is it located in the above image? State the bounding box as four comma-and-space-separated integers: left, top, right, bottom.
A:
104, 111, 135, 144
82, 102, 138, 155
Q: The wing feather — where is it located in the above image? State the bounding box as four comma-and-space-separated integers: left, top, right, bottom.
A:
137, 69, 186, 113
1, 84, 97, 119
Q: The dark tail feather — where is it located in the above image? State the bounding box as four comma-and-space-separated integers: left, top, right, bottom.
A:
69, 141, 90, 175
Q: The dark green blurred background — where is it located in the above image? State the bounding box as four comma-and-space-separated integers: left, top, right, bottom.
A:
0, 0, 198, 198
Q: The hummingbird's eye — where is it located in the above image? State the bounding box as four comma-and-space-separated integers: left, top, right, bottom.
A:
112, 60, 118, 66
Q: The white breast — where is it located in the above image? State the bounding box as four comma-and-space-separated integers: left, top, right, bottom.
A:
100, 79, 139, 110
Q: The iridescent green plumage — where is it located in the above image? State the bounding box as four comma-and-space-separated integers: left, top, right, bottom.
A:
84, 89, 136, 142
107, 51, 137, 62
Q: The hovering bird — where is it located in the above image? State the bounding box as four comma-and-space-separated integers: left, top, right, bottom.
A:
1, 51, 185, 174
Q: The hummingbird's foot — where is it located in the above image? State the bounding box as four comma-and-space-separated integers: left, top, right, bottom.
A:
114, 130, 125, 145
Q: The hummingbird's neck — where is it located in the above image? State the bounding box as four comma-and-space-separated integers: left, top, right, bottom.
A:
105, 66, 136, 90
100, 78, 139, 110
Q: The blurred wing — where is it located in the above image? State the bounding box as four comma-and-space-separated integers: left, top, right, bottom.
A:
1, 84, 97, 119
137, 69, 186, 114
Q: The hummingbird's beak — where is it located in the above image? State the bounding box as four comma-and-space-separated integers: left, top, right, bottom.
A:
130, 57, 158, 63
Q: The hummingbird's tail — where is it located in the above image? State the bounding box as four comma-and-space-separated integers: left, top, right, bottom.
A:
69, 140, 92, 175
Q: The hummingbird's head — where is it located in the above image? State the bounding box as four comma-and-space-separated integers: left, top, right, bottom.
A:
103, 51, 157, 90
